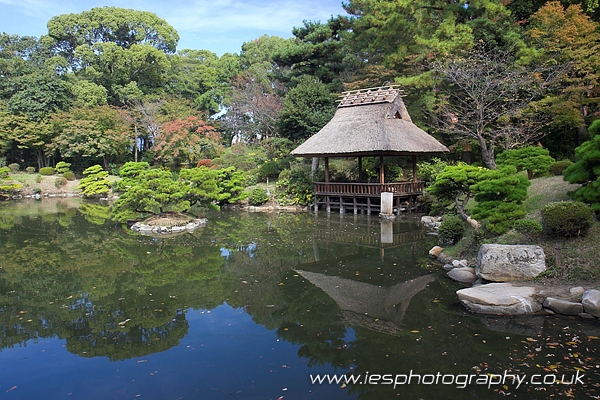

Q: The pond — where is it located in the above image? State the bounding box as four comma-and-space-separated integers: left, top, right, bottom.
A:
0, 199, 598, 399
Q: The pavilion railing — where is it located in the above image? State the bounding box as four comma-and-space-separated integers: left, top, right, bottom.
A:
314, 181, 425, 196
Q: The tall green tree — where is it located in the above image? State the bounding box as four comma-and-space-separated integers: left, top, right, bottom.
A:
277, 76, 336, 142
46, 7, 179, 103
50, 106, 132, 169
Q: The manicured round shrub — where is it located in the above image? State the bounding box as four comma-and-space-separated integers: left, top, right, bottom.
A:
63, 171, 76, 181
0, 167, 9, 177
549, 160, 574, 176
26, 166, 36, 174
512, 219, 542, 241
35, 175, 42, 183
541, 201, 595, 238
438, 214, 465, 246
39, 167, 55, 175
55, 161, 72, 174
249, 187, 269, 205
8, 163, 20, 173
55, 177, 67, 188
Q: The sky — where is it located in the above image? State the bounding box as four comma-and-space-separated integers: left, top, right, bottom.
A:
0, 0, 348, 55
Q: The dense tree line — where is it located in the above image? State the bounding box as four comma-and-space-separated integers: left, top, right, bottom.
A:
0, 1, 599, 176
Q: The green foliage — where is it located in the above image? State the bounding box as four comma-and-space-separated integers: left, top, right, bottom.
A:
8, 163, 19, 173
496, 146, 555, 178
78, 164, 110, 197
563, 120, 600, 211
417, 158, 453, 186
541, 201, 595, 237
112, 168, 189, 221
512, 219, 543, 241
63, 171, 75, 181
426, 164, 484, 217
276, 76, 336, 141
549, 160, 574, 175
249, 188, 269, 206
55, 161, 71, 174
471, 166, 530, 234
275, 164, 314, 206
214, 167, 248, 205
438, 214, 465, 246
39, 167, 55, 175
35, 175, 42, 183
113, 166, 248, 222
116, 161, 150, 192
0, 166, 22, 196
25, 166, 36, 174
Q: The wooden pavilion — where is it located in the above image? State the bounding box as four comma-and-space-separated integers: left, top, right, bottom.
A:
291, 85, 449, 214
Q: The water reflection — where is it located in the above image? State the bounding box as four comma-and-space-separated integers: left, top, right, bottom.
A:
0, 199, 599, 399
295, 270, 434, 335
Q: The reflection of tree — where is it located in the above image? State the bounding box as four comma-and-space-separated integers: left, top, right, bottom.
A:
0, 210, 228, 359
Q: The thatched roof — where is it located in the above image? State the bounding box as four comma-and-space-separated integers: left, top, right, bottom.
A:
291, 86, 449, 157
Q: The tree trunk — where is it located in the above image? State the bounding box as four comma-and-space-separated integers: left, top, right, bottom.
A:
478, 136, 497, 169
311, 157, 319, 179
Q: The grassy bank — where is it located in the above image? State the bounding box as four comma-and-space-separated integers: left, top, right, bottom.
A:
443, 175, 600, 286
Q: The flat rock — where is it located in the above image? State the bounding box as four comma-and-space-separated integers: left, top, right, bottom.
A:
447, 267, 476, 284
457, 283, 541, 315
543, 297, 584, 316
476, 244, 546, 282
582, 289, 600, 317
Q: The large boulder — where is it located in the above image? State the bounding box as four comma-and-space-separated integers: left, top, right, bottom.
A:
582, 289, 600, 317
476, 244, 546, 282
457, 283, 542, 315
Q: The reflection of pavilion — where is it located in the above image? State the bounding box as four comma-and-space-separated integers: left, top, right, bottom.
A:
295, 269, 434, 336
311, 215, 428, 262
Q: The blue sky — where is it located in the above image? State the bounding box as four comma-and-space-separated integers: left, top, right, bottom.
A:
0, 0, 348, 55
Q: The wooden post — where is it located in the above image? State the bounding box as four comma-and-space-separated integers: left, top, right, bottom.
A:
325, 157, 330, 183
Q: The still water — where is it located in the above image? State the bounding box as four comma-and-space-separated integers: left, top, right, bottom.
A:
0, 199, 598, 399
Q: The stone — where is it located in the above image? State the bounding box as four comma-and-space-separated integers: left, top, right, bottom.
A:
570, 287, 585, 299
437, 253, 454, 265
476, 244, 546, 282
452, 260, 462, 268
456, 259, 469, 268
443, 264, 454, 271
579, 313, 595, 319
457, 283, 542, 315
582, 289, 600, 317
543, 297, 584, 316
429, 246, 444, 258
447, 267, 476, 284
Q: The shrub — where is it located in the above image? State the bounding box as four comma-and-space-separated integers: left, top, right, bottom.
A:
35, 175, 43, 183
438, 214, 465, 246
26, 166, 36, 174
549, 160, 574, 176
8, 163, 20, 173
63, 171, 76, 181
39, 167, 55, 176
0, 167, 9, 177
249, 188, 269, 205
496, 146, 555, 178
55, 161, 71, 174
55, 177, 67, 188
541, 201, 595, 238
512, 219, 543, 241
78, 165, 110, 197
